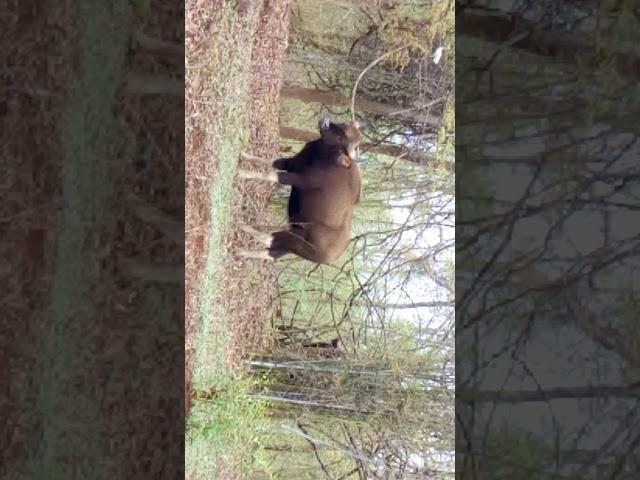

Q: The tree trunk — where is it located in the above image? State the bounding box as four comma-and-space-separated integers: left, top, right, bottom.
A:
375, 300, 454, 309
124, 72, 184, 96
128, 195, 184, 245
281, 83, 440, 126
458, 384, 640, 403
280, 126, 453, 171
119, 258, 183, 283
459, 11, 640, 82
132, 30, 183, 59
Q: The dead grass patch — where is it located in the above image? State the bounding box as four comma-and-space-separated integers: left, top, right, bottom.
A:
185, 0, 290, 394
185, 0, 291, 477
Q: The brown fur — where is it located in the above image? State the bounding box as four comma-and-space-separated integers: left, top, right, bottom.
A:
238, 118, 364, 265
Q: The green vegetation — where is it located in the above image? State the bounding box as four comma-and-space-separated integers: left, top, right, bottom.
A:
189, 1, 257, 388
187, 377, 274, 478
185, 3, 273, 479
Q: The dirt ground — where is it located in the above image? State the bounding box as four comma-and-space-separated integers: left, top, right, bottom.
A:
185, 0, 291, 417
4, 2, 184, 477
0, 1, 184, 478
1, 3, 78, 470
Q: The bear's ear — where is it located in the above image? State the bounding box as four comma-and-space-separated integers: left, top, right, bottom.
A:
318, 117, 331, 130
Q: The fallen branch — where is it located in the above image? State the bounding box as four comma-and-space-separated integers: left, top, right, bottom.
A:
120, 257, 183, 284
133, 30, 183, 58
124, 72, 184, 96
128, 195, 184, 245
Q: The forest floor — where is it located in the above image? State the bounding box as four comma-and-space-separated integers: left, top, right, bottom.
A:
4, 2, 186, 478
185, 0, 291, 477
2, 0, 289, 477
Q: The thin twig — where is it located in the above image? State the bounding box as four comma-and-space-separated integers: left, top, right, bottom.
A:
350, 44, 413, 123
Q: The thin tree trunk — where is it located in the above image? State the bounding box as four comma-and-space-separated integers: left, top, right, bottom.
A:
375, 300, 454, 309
128, 195, 184, 245
124, 72, 184, 96
459, 11, 640, 82
251, 394, 369, 413
133, 30, 184, 58
120, 258, 183, 283
458, 384, 640, 403
281, 83, 440, 126
280, 423, 384, 469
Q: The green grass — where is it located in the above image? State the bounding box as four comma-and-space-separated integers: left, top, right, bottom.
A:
188, 0, 255, 388
191, 125, 249, 385
186, 3, 275, 478
187, 377, 275, 478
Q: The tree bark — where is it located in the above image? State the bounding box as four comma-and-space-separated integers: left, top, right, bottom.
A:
459, 11, 640, 82
119, 258, 183, 283
376, 301, 454, 309
128, 195, 184, 245
281, 83, 440, 126
458, 384, 640, 403
132, 30, 183, 59
124, 72, 184, 96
